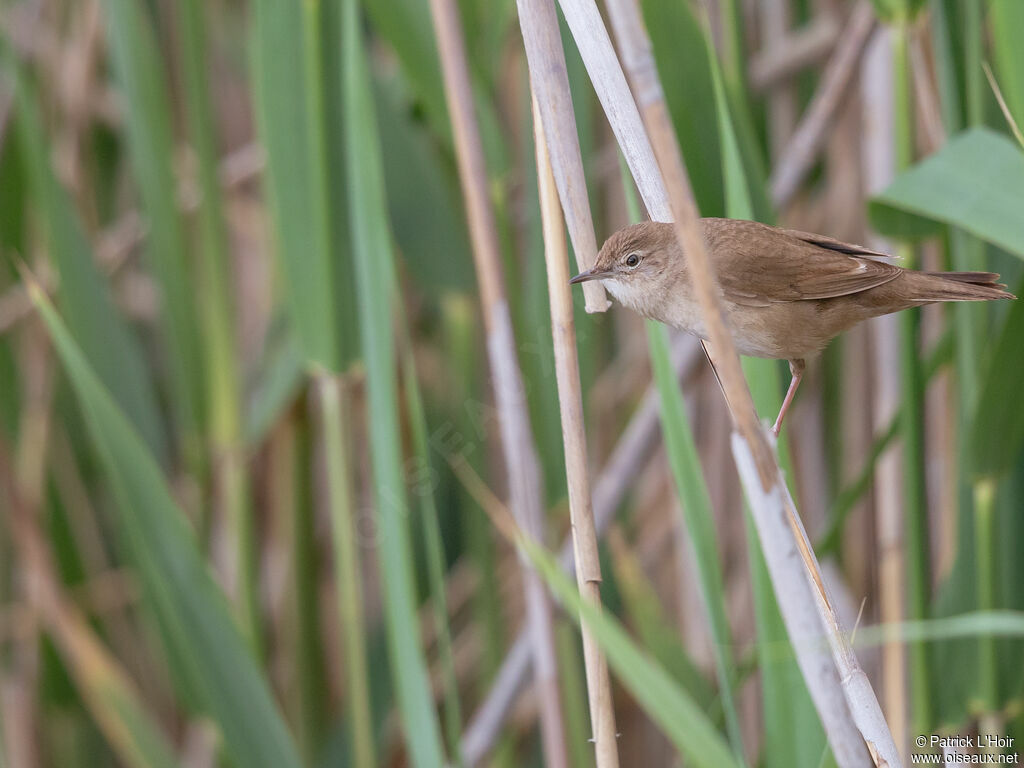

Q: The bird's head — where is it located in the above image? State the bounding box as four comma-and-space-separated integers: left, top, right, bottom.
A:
570, 222, 680, 312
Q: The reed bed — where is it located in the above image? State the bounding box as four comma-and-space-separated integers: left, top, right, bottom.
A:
1, 0, 1023, 767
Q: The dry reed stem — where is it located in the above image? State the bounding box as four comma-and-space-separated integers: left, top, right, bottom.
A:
602, 0, 773, 484
587, 0, 897, 763
427, 0, 570, 764
749, 13, 840, 92
0, 142, 264, 335
861, 28, 908, 760
554, 0, 669, 221
2, 453, 172, 765
534, 96, 620, 768
762, 0, 798, 161
770, 0, 877, 208
461, 338, 701, 766
515, 0, 610, 313
730, 439, 884, 767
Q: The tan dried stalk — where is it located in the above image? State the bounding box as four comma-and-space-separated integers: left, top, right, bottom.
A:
749, 14, 840, 92
426, 0, 570, 765
461, 339, 702, 765
2, 446, 175, 767
861, 28, 908, 757
602, 0, 774, 482
516, 0, 609, 313
770, 0, 878, 208
534, 96, 620, 768
762, 0, 798, 160
584, 0, 898, 763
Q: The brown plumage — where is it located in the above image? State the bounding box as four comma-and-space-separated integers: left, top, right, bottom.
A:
570, 219, 1014, 434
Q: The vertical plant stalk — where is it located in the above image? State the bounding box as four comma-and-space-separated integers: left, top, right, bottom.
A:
860, 26, 908, 754
554, 0, 670, 221
267, 413, 325, 756
603, 0, 770, 496
769, 0, 878, 208
620, 161, 745, 759
426, 0, 570, 765
314, 374, 376, 768
177, 0, 257, 651
515, 0, 610, 312
534, 100, 620, 767
963, 0, 999, 740
460, 339, 701, 765
762, 0, 797, 161
892, 23, 931, 739
972, 479, 998, 724
546, 0, 895, 761
397, 310, 466, 767
600, 0, 898, 764
1, 448, 179, 768
341, 0, 447, 763
100, 0, 202, 459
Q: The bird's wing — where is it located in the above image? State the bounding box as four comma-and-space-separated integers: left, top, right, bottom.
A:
778, 227, 897, 262
702, 219, 902, 307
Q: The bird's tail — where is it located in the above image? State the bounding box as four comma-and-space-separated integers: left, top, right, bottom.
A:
913, 271, 1016, 302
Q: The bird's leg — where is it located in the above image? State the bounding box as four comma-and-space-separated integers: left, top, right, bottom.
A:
771, 358, 805, 436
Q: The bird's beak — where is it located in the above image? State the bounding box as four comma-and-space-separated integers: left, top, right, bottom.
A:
569, 268, 606, 285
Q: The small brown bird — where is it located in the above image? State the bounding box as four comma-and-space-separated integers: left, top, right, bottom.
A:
570, 219, 1014, 434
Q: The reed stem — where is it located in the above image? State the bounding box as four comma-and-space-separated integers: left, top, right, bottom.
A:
893, 23, 932, 738
314, 374, 376, 768
428, 0, 570, 763
535, 98, 620, 768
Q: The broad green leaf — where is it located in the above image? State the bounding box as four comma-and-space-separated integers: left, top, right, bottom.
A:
969, 283, 1024, 477
868, 129, 1024, 477
28, 285, 302, 768
6, 60, 167, 464
869, 128, 1024, 258
100, 0, 202, 448
520, 533, 739, 768
251, 0, 339, 369
342, 1, 447, 765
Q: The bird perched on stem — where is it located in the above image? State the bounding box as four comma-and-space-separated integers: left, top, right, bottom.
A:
570, 219, 1015, 434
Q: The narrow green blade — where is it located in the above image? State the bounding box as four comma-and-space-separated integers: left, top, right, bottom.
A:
521, 534, 739, 768
99, 0, 202, 449
28, 286, 302, 768
6, 59, 167, 464
341, 1, 447, 765
250, 0, 339, 370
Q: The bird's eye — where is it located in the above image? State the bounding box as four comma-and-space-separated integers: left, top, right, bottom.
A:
625, 253, 641, 268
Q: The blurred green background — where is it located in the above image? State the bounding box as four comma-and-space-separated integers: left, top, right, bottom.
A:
0, 0, 1023, 766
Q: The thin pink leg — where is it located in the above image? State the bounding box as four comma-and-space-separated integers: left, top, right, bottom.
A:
771, 359, 805, 436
